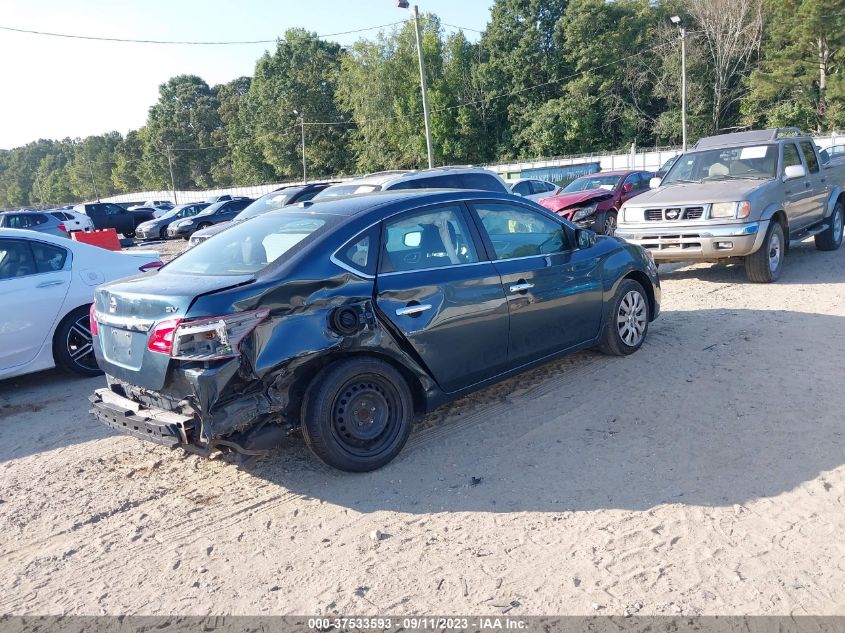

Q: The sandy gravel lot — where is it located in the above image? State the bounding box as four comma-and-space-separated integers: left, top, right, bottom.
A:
1, 238, 844, 616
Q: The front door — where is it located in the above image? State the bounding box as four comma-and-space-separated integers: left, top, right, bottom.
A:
0, 238, 70, 372
781, 142, 816, 230
375, 203, 510, 393
468, 201, 604, 369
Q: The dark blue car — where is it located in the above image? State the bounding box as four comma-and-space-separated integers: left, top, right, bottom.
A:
89, 190, 660, 472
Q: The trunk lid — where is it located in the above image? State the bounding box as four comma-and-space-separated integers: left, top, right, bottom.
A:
93, 271, 254, 390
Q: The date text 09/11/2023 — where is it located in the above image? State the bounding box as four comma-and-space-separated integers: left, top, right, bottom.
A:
306, 617, 528, 631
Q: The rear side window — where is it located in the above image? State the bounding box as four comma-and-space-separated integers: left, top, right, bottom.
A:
2, 214, 44, 228
0, 239, 37, 279
30, 241, 68, 272
512, 181, 532, 196
334, 226, 379, 276
380, 205, 479, 273
799, 141, 820, 173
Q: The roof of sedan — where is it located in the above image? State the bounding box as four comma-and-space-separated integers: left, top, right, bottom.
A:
282, 188, 517, 218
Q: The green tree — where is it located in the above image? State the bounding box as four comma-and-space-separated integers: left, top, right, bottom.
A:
237, 30, 353, 180
210, 77, 251, 186
142, 75, 223, 189
112, 130, 144, 192
745, 0, 845, 132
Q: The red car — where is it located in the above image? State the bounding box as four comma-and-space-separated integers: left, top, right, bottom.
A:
538, 170, 653, 236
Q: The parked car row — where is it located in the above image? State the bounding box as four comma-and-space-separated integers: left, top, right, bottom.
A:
3, 129, 843, 475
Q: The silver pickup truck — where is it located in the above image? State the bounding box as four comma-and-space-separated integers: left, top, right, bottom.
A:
617, 128, 845, 282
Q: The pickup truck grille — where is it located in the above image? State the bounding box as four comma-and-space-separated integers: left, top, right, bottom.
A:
645, 206, 706, 221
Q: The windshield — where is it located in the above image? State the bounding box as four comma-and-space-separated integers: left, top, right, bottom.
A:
562, 174, 622, 192
235, 189, 300, 221
664, 145, 778, 183
165, 212, 329, 275
314, 183, 381, 199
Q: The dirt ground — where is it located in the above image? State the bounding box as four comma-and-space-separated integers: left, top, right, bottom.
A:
1, 238, 844, 617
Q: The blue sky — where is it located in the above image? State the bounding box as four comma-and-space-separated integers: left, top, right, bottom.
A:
0, 0, 495, 149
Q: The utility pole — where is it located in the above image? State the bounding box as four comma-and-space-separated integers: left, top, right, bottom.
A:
165, 145, 178, 204
671, 16, 687, 152
84, 155, 99, 201
396, 1, 434, 168
294, 111, 306, 182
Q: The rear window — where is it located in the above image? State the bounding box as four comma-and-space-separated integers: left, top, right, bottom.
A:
165, 212, 330, 275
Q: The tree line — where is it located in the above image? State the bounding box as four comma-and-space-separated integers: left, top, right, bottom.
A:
1, 0, 842, 209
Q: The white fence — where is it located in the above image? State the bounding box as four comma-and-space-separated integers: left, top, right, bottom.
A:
102, 134, 845, 205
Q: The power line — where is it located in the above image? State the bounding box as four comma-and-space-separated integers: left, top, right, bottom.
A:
0, 21, 406, 45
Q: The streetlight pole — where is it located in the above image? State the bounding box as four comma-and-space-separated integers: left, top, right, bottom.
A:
165, 145, 178, 205
671, 16, 687, 152
293, 109, 306, 182
397, 1, 434, 168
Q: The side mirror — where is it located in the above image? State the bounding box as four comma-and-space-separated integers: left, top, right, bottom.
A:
576, 228, 597, 250
622, 182, 634, 193
649, 177, 662, 189
783, 164, 806, 181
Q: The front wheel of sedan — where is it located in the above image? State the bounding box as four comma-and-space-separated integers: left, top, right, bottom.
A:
601, 210, 618, 236
597, 279, 650, 356
301, 358, 414, 472
53, 306, 103, 377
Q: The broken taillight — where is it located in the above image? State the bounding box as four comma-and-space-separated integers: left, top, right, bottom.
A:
147, 309, 269, 360
139, 260, 164, 272
147, 318, 183, 354
89, 303, 99, 336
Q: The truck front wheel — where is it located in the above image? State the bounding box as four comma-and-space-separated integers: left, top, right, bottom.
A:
745, 221, 784, 283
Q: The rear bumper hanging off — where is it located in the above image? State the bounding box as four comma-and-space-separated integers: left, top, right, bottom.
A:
89, 388, 195, 448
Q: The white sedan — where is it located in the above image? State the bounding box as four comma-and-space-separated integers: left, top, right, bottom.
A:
0, 229, 162, 380
508, 178, 562, 202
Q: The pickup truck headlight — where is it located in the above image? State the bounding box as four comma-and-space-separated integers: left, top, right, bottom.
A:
572, 204, 598, 221
623, 207, 644, 222
710, 201, 752, 219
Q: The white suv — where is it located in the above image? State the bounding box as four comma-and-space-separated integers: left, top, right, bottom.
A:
314, 167, 509, 199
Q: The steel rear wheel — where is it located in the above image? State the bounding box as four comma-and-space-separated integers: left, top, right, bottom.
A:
302, 358, 413, 472
53, 306, 103, 377
815, 201, 844, 251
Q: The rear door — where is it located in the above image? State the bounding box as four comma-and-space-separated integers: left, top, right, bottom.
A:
798, 140, 828, 223
468, 200, 604, 369
0, 238, 71, 371
375, 203, 510, 393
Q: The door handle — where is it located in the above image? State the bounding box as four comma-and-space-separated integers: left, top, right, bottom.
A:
509, 282, 535, 293
37, 280, 65, 288
395, 304, 432, 317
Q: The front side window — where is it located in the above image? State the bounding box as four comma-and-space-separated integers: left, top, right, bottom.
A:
473, 203, 568, 260
380, 205, 479, 273
165, 213, 329, 275
104, 204, 124, 216
0, 239, 38, 279
783, 143, 802, 169
799, 141, 820, 173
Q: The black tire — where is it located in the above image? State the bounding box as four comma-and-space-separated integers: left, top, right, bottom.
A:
182, 236, 190, 241
301, 358, 414, 472
815, 201, 844, 251
123, 229, 135, 239
597, 278, 650, 356
159, 227, 168, 240
600, 210, 618, 236
53, 306, 103, 377
745, 220, 785, 283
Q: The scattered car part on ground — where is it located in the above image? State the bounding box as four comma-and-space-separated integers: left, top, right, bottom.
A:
539, 170, 654, 236
90, 189, 659, 472
617, 128, 845, 282
0, 228, 161, 380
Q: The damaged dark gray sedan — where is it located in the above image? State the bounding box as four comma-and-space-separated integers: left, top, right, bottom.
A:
89, 190, 660, 472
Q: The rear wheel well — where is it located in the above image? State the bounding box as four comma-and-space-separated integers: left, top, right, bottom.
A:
622, 270, 655, 318
285, 351, 428, 424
